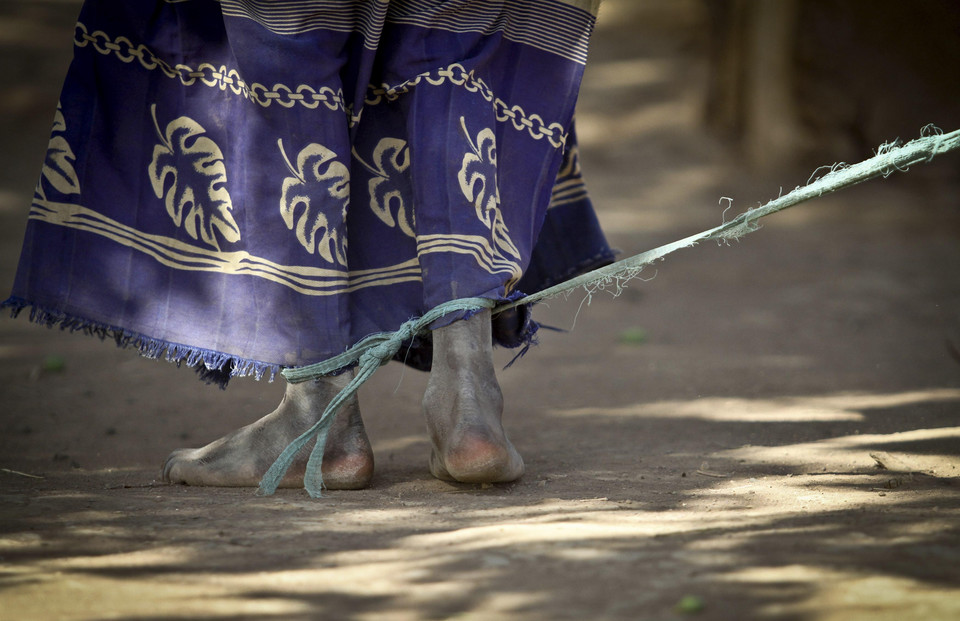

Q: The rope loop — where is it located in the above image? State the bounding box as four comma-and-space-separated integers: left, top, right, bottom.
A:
259, 297, 494, 497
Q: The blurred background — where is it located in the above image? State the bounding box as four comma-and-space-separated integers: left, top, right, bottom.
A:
702, 1, 960, 169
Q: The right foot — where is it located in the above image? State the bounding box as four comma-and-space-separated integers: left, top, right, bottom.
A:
423, 309, 525, 484
162, 371, 374, 489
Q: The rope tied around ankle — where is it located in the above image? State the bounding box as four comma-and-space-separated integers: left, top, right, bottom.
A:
259, 297, 495, 497
262, 126, 960, 498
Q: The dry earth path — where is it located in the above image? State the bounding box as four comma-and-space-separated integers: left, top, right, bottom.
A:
2, 2, 959, 620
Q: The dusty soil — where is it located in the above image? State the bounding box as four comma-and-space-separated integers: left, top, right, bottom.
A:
2, 2, 959, 620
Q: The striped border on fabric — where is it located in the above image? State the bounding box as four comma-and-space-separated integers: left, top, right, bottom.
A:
417, 233, 522, 277
220, 0, 389, 49
29, 199, 424, 296
548, 142, 588, 208
30, 197, 531, 296
30, 199, 530, 295
220, 0, 596, 65
386, 0, 596, 65
549, 177, 588, 209
30, 196, 530, 299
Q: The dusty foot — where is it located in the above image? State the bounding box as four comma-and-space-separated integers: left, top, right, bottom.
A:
162, 371, 373, 489
423, 308, 525, 484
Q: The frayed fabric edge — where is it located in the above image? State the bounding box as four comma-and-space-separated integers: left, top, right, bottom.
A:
2, 293, 546, 389
491, 290, 542, 368
2, 296, 279, 389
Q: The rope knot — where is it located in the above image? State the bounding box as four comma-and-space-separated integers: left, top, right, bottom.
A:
361, 337, 401, 369
263, 297, 497, 497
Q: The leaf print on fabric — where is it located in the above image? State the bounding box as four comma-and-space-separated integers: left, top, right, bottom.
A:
353, 138, 415, 238
52, 105, 67, 133
148, 105, 241, 250
38, 104, 81, 198
458, 117, 522, 262
278, 139, 350, 266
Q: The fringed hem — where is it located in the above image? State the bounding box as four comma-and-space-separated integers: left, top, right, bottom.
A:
2, 292, 545, 386
2, 296, 279, 389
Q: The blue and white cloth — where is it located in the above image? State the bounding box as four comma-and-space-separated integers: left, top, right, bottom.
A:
5, 0, 613, 383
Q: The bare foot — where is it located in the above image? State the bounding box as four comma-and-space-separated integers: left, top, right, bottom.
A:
162, 370, 373, 489
423, 308, 524, 483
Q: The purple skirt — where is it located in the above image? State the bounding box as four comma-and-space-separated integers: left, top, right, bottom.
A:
5, 0, 613, 383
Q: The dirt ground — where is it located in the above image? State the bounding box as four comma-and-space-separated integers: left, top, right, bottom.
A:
2, 2, 960, 620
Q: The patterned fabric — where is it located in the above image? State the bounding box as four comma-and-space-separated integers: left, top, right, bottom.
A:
5, 0, 613, 381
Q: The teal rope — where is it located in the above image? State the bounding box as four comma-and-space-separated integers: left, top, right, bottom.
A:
259, 297, 495, 497
261, 126, 959, 497
498, 126, 960, 312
